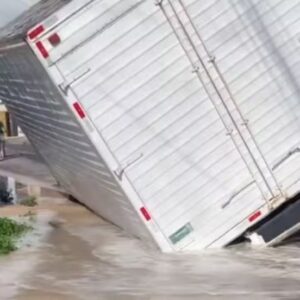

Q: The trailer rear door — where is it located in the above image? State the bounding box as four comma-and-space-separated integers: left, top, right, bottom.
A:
172, 0, 300, 201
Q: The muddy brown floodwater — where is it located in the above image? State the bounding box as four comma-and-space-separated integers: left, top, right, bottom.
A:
1, 195, 300, 300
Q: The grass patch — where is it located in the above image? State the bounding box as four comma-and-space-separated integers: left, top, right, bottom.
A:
20, 196, 37, 207
0, 218, 32, 255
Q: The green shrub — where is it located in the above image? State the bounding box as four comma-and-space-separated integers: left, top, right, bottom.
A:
0, 236, 16, 255
20, 196, 37, 207
0, 218, 32, 255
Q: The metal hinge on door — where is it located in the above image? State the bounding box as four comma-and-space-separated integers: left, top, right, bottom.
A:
114, 153, 144, 181
58, 68, 91, 95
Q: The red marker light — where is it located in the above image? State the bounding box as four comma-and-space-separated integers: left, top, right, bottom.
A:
36, 41, 49, 59
73, 102, 86, 119
48, 33, 61, 47
140, 207, 151, 221
248, 210, 262, 222
28, 25, 45, 40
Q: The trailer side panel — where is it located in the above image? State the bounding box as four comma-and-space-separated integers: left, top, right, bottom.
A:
0, 43, 155, 246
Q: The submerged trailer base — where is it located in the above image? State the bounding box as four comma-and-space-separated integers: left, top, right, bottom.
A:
247, 195, 300, 247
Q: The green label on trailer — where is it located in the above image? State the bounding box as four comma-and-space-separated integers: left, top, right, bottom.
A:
169, 223, 193, 244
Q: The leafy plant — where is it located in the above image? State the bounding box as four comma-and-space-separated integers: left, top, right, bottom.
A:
20, 196, 37, 207
0, 218, 32, 255
0, 236, 16, 254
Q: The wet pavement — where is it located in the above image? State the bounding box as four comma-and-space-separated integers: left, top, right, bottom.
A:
0, 137, 62, 191
1, 195, 300, 300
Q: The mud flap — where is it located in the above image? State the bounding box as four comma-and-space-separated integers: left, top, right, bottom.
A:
248, 200, 300, 247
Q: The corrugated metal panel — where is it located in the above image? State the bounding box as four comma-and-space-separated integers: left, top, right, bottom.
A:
181, 0, 300, 198
44, 0, 269, 250
1, 0, 299, 251
0, 43, 154, 244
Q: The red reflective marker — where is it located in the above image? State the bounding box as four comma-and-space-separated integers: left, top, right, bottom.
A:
73, 102, 86, 119
36, 41, 49, 59
48, 33, 61, 46
140, 207, 151, 221
248, 210, 262, 222
28, 25, 45, 40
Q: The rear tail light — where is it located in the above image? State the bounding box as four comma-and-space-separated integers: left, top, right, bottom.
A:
28, 25, 44, 40
48, 33, 61, 47
35, 41, 49, 59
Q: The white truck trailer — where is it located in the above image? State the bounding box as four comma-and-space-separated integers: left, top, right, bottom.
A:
0, 0, 300, 252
